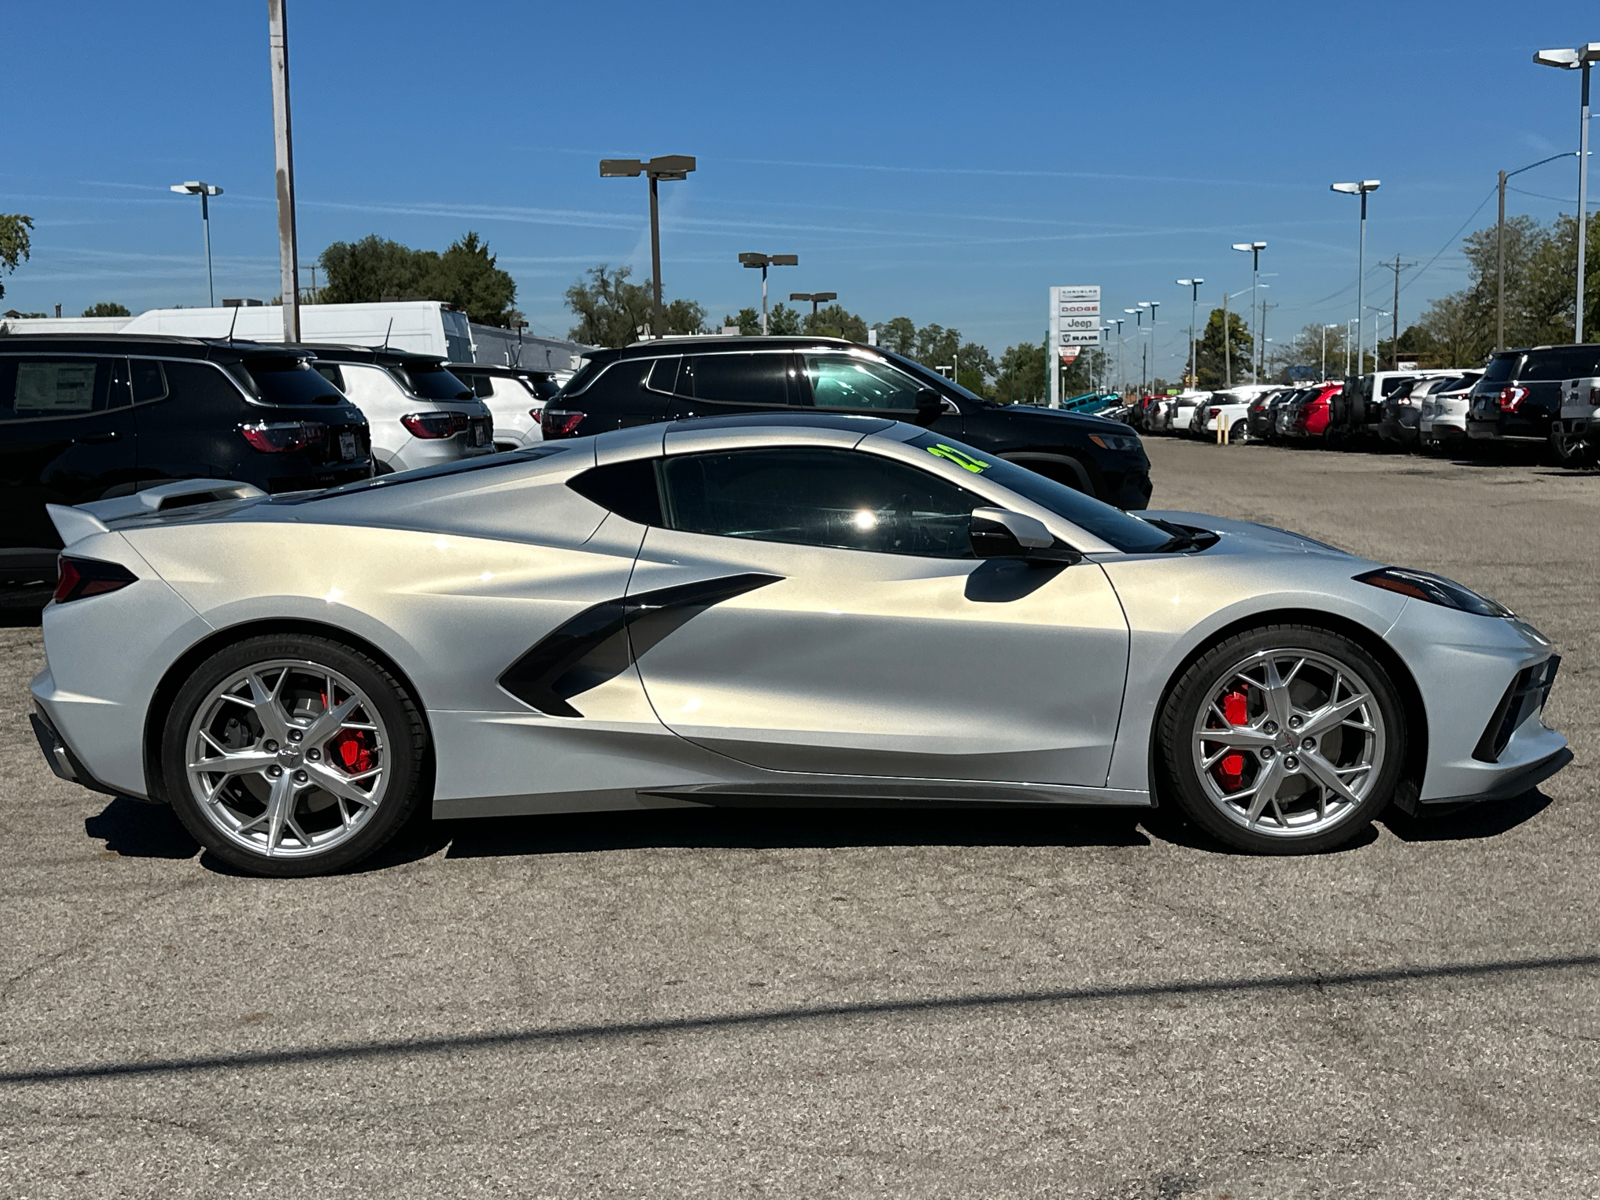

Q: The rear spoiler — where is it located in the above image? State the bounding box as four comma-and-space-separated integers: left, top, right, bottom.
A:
46, 479, 265, 548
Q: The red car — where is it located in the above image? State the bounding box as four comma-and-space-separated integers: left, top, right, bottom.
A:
1289, 382, 1342, 439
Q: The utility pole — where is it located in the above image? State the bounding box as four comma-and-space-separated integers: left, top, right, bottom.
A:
268, 0, 300, 343
1260, 301, 1276, 382
1221, 292, 1231, 388
1381, 255, 1416, 367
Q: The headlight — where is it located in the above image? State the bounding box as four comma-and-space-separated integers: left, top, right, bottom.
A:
1089, 433, 1142, 453
1355, 567, 1512, 618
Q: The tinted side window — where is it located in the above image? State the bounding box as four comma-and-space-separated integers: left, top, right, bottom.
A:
129, 359, 168, 404
646, 356, 681, 395
1519, 347, 1600, 381
313, 363, 346, 391
659, 447, 978, 558
162, 360, 249, 412
802, 354, 924, 411
586, 359, 653, 406
685, 353, 792, 405
0, 357, 113, 420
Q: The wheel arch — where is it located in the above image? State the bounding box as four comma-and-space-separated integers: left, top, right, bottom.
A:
142, 617, 434, 805
1146, 607, 1428, 811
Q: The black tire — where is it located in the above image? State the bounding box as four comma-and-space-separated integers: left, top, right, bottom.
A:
161, 634, 429, 877
1157, 624, 1407, 855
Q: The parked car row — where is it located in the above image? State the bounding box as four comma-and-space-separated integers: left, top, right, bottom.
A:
1129, 342, 1600, 468
0, 334, 562, 583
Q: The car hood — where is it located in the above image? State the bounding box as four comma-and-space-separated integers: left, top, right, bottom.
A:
996, 405, 1135, 432
1141, 510, 1367, 560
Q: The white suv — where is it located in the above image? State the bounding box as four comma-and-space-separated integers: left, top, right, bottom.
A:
1418, 371, 1484, 452
449, 363, 560, 450
304, 345, 495, 473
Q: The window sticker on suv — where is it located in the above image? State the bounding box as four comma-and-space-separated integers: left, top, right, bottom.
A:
925, 443, 990, 473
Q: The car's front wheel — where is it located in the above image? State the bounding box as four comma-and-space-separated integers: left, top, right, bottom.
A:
162, 635, 428, 876
1158, 625, 1406, 854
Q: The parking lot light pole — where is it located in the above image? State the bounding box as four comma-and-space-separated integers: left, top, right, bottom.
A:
1108, 317, 1125, 394
738, 253, 799, 334
1176, 277, 1204, 386
789, 291, 837, 329
1230, 242, 1266, 383
1331, 182, 1379, 373
600, 155, 697, 338
1134, 304, 1150, 394
169, 181, 223, 307
1532, 44, 1600, 343
1146, 300, 1161, 386
1497, 152, 1578, 350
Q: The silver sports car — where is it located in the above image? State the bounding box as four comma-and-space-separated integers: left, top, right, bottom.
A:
30, 413, 1569, 875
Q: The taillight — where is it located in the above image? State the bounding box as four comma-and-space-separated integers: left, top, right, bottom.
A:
527, 406, 546, 423
1499, 386, 1530, 412
1208, 407, 1221, 417
542, 409, 586, 438
239, 421, 326, 453
54, 556, 138, 604
401, 411, 469, 439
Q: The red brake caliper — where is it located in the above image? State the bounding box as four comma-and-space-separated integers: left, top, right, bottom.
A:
328, 730, 374, 774
1217, 690, 1249, 791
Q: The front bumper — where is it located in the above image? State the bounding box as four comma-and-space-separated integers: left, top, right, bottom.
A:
1384, 602, 1570, 805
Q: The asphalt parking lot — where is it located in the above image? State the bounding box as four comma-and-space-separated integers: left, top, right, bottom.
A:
2, 438, 1598, 1199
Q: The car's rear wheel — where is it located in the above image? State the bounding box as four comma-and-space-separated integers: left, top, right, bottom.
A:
1158, 625, 1405, 854
162, 635, 427, 876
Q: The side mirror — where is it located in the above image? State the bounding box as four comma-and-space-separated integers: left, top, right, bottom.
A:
914, 387, 944, 426
969, 506, 1078, 563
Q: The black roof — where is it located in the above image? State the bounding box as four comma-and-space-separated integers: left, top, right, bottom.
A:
0, 333, 311, 362
583, 334, 863, 364
287, 342, 449, 367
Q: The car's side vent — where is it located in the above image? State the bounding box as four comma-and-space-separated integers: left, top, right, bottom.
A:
1472, 656, 1560, 763
498, 573, 782, 718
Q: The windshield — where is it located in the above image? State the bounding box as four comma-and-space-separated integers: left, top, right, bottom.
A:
529, 376, 560, 401
878, 349, 985, 403
905, 432, 1172, 553
392, 361, 473, 400
1519, 346, 1600, 381
234, 356, 346, 406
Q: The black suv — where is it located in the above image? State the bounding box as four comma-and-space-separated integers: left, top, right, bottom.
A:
1467, 344, 1600, 448
0, 335, 372, 582
541, 337, 1152, 508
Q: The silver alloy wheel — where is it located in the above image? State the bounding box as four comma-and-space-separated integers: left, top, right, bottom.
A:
1190, 648, 1386, 839
185, 659, 389, 858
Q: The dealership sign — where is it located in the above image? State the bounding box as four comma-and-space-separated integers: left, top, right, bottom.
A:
1048, 285, 1100, 406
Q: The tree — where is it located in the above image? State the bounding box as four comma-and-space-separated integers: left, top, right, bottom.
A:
1194, 307, 1252, 390
873, 316, 916, 356
766, 302, 803, 335
915, 323, 960, 371
1059, 348, 1108, 396
82, 302, 131, 317
0, 213, 33, 301
995, 340, 1047, 404
804, 303, 868, 342
956, 341, 997, 397
567, 264, 653, 347
725, 307, 763, 337
319, 235, 432, 305
567, 264, 705, 346
318, 231, 519, 326
423, 232, 519, 327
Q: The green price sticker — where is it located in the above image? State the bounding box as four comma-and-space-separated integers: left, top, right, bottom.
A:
925, 443, 990, 474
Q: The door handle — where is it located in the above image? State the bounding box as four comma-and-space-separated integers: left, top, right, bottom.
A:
73, 431, 120, 444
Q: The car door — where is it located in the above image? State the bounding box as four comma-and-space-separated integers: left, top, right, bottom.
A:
130, 356, 252, 488
626, 437, 1130, 787
794, 350, 962, 429
0, 354, 137, 566
663, 351, 798, 420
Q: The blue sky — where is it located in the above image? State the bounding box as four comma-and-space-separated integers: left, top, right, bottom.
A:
3, 1, 1598, 375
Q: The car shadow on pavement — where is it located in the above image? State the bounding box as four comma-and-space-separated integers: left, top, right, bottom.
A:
84, 795, 200, 859
1380, 787, 1553, 842
395, 805, 1152, 866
